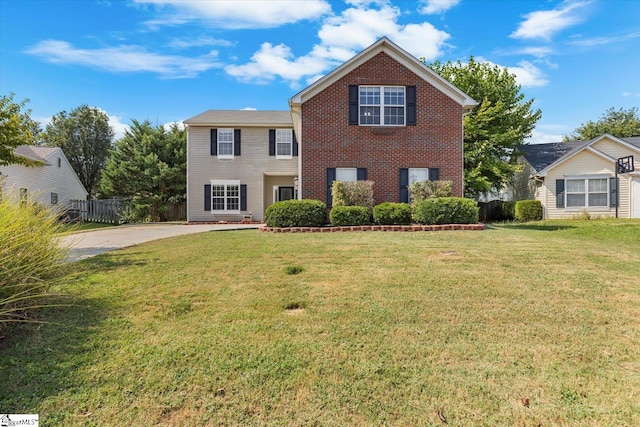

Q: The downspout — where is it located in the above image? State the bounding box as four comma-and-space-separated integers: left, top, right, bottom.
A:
185, 125, 190, 222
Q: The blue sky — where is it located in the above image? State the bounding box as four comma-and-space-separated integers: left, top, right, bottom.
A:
1, 0, 639, 143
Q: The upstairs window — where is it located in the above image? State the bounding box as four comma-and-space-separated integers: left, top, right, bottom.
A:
359, 86, 405, 126
276, 129, 292, 158
217, 129, 234, 159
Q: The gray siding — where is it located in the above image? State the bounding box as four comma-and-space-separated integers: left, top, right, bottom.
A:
187, 126, 297, 222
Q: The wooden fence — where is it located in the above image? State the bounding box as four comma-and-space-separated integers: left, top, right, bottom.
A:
68, 199, 186, 224
69, 199, 126, 224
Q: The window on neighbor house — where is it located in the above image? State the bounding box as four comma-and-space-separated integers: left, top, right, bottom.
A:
408, 168, 429, 185
276, 129, 292, 158
51, 192, 58, 205
57, 158, 61, 167
336, 168, 357, 182
566, 177, 608, 208
211, 180, 240, 212
217, 129, 234, 159
359, 86, 405, 126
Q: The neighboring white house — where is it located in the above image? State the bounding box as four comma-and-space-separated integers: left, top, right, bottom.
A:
517, 134, 640, 219
0, 145, 88, 208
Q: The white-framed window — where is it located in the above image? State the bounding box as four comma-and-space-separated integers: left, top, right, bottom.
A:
276, 129, 292, 158
359, 86, 405, 126
336, 168, 357, 182
409, 168, 429, 185
211, 180, 240, 212
566, 177, 608, 208
217, 129, 234, 159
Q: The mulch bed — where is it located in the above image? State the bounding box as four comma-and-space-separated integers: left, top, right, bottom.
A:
261, 224, 485, 233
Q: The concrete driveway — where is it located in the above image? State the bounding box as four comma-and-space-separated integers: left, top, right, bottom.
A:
61, 223, 261, 262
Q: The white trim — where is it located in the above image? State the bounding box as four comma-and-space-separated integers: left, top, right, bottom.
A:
358, 85, 406, 126
217, 128, 234, 160
209, 179, 241, 212
289, 37, 476, 110
563, 175, 610, 210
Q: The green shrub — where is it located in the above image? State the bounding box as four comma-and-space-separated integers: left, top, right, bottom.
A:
0, 198, 67, 328
409, 180, 452, 204
329, 206, 371, 226
331, 181, 375, 208
264, 199, 327, 228
373, 202, 412, 225
412, 197, 479, 225
515, 200, 542, 222
500, 201, 516, 221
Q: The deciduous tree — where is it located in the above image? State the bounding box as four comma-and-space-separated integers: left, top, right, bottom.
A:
563, 107, 640, 141
40, 105, 114, 196
0, 93, 41, 166
427, 58, 542, 198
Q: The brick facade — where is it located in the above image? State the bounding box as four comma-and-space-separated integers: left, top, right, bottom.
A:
301, 51, 464, 203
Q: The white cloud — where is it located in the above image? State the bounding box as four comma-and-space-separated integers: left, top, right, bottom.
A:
507, 61, 548, 88
567, 30, 640, 47
26, 40, 222, 78
226, 4, 450, 86
511, 1, 590, 40
135, 0, 332, 29
162, 121, 185, 132
418, 0, 460, 15
623, 92, 640, 98
106, 113, 131, 140
167, 37, 233, 49
526, 125, 567, 144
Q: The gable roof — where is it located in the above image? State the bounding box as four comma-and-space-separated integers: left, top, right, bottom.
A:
519, 134, 640, 177
184, 110, 292, 127
289, 37, 477, 111
13, 145, 60, 165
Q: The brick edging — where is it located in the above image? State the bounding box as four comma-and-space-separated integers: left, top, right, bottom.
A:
261, 224, 485, 233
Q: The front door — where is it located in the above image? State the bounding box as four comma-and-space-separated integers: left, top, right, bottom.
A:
278, 186, 295, 202
632, 178, 640, 218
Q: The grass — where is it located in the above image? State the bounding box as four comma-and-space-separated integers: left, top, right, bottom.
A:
2, 220, 640, 425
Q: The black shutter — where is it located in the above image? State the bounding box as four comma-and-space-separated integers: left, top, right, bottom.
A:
210, 129, 217, 156
556, 179, 565, 208
349, 85, 358, 125
292, 131, 298, 156
241, 184, 247, 211
204, 184, 211, 211
429, 168, 439, 181
399, 168, 409, 203
610, 177, 618, 207
406, 86, 416, 126
234, 129, 241, 156
269, 129, 276, 156
326, 168, 336, 206
357, 168, 367, 181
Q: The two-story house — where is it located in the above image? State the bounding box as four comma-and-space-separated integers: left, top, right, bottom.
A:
185, 37, 476, 223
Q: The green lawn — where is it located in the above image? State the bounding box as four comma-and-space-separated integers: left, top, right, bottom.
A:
2, 220, 640, 426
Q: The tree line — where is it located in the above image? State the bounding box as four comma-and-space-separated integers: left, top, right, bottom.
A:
2, 58, 640, 207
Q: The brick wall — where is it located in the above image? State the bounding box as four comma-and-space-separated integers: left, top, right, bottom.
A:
301, 52, 464, 203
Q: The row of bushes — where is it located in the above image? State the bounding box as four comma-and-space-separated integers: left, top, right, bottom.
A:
264, 198, 479, 228
482, 200, 542, 222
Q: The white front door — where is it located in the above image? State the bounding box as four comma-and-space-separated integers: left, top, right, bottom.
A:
632, 178, 640, 218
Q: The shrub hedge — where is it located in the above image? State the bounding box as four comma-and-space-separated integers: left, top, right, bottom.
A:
329, 206, 371, 226
412, 197, 479, 225
373, 202, 412, 225
515, 200, 542, 222
264, 199, 327, 228
331, 181, 375, 209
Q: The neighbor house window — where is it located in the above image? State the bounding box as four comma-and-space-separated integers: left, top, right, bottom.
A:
336, 168, 357, 182
566, 177, 608, 208
217, 129, 234, 159
211, 180, 240, 212
51, 192, 58, 205
276, 129, 292, 158
359, 86, 405, 126
409, 168, 429, 185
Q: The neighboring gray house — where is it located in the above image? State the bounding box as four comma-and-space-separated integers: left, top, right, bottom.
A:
517, 134, 640, 219
184, 110, 298, 222
0, 145, 88, 208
